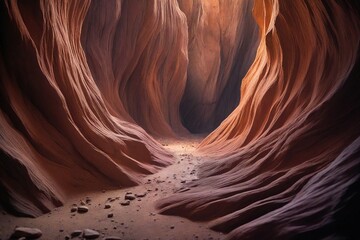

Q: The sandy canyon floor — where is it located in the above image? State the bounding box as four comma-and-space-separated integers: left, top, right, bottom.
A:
0, 137, 224, 240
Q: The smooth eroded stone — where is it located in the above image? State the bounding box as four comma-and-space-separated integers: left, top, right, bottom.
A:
83, 229, 100, 239
12, 227, 42, 239
77, 206, 89, 213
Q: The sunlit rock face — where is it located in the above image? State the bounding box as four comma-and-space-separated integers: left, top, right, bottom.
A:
158, 0, 360, 239
178, 0, 259, 133
0, 0, 172, 217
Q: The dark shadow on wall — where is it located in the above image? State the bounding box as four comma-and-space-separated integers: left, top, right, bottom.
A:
179, 0, 259, 134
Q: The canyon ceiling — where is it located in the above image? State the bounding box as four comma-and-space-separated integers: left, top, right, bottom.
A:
0, 0, 359, 239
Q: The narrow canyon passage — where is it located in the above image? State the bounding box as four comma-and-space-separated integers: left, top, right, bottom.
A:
0, 138, 226, 240
1, 0, 360, 239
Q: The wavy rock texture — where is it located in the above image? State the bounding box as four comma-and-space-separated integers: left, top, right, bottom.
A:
82, 0, 189, 137
0, 0, 172, 217
1, 0, 360, 238
178, 0, 259, 133
158, 0, 360, 239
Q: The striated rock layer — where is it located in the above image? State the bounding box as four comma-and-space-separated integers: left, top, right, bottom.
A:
82, 0, 189, 137
1, 0, 360, 238
0, 0, 172, 217
158, 0, 360, 239
178, 0, 259, 133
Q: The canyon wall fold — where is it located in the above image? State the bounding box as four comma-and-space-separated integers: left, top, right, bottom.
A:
0, 0, 172, 217
178, 0, 259, 133
82, 0, 189, 137
1, 0, 359, 238
81, 0, 259, 136
158, 0, 360, 239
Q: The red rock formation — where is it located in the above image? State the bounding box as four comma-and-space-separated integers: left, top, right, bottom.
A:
82, 0, 189, 137
0, 0, 172, 217
158, 0, 360, 238
1, 0, 359, 238
178, 0, 259, 133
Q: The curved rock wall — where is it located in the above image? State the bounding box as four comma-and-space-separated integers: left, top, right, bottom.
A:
178, 0, 259, 133
82, 0, 189, 137
0, 0, 172, 217
158, 0, 360, 238
1, 0, 359, 238
81, 0, 259, 135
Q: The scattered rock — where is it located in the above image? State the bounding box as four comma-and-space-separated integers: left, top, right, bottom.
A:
104, 204, 111, 209
83, 229, 100, 239
107, 213, 113, 218
170, 225, 175, 229
120, 200, 130, 206
77, 206, 89, 213
71, 230, 82, 237
65, 235, 70, 240
80, 200, 86, 206
11, 227, 42, 239
124, 194, 136, 201
71, 206, 78, 212
181, 180, 186, 183
135, 192, 147, 198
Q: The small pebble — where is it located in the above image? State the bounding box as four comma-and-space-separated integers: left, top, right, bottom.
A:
71, 230, 82, 237
70, 206, 78, 213
135, 192, 147, 198
83, 229, 100, 239
120, 200, 130, 206
11, 227, 42, 239
124, 194, 136, 201
77, 206, 89, 213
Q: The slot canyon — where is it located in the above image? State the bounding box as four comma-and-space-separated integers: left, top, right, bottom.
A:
0, 0, 359, 239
